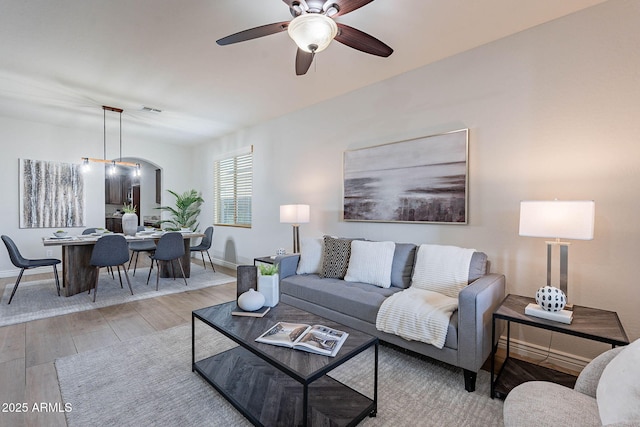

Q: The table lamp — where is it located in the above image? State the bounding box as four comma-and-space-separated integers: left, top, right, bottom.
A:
519, 200, 595, 310
280, 204, 310, 254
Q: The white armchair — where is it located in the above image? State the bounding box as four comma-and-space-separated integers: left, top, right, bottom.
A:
503, 339, 640, 427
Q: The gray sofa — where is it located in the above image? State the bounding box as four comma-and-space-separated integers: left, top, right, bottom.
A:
276, 242, 506, 392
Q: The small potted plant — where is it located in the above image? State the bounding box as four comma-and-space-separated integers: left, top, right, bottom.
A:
257, 264, 279, 307
54, 229, 68, 238
122, 203, 138, 236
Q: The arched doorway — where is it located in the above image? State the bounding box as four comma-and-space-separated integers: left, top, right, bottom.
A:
104, 158, 162, 232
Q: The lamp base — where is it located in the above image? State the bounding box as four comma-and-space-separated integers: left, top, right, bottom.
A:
525, 303, 573, 324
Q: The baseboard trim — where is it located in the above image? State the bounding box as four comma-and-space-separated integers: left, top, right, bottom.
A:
0, 267, 53, 279
497, 336, 591, 372
211, 259, 239, 270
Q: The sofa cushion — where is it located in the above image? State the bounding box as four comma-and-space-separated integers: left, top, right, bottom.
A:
296, 238, 323, 275
281, 274, 401, 324
597, 338, 640, 425
390, 243, 416, 289
468, 251, 488, 282
319, 236, 355, 279
344, 240, 395, 288
504, 381, 601, 427
281, 274, 460, 350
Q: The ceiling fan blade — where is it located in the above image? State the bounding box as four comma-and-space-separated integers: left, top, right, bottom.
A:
281, 0, 373, 17
216, 22, 289, 46
295, 48, 315, 75
331, 0, 375, 17
335, 23, 393, 57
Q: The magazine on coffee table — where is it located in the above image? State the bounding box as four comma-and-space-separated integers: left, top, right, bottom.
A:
255, 321, 349, 357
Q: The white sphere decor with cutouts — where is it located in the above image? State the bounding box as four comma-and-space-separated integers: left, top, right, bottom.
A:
237, 288, 265, 312
535, 286, 567, 312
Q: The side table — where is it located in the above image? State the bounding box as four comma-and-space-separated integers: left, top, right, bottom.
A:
254, 256, 276, 265
490, 294, 629, 399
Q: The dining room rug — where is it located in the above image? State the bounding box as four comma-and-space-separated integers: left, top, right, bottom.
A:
0, 264, 234, 327
55, 323, 504, 427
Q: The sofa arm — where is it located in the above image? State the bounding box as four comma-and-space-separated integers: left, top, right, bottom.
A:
457, 273, 506, 372
276, 254, 300, 280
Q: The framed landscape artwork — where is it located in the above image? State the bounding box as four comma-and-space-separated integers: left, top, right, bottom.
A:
19, 158, 85, 228
343, 129, 468, 224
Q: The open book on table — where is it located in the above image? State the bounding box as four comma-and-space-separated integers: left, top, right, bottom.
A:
255, 322, 349, 357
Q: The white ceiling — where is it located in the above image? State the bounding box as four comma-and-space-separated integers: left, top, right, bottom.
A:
0, 0, 606, 145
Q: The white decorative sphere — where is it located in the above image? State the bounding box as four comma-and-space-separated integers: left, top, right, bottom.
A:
237, 289, 265, 311
535, 286, 567, 312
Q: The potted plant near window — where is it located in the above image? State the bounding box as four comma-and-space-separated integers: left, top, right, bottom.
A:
257, 264, 279, 307
122, 203, 138, 236
157, 189, 204, 231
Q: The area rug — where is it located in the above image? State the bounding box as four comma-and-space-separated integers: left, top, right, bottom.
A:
0, 265, 234, 327
55, 323, 504, 426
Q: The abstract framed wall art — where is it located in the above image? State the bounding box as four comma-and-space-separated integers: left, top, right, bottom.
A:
343, 129, 468, 224
19, 159, 85, 228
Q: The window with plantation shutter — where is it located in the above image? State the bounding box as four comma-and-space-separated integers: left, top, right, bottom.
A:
214, 147, 253, 227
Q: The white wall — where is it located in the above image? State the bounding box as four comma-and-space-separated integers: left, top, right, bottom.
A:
194, 0, 640, 358
0, 115, 193, 275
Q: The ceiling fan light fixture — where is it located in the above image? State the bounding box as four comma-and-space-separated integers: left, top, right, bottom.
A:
287, 13, 337, 53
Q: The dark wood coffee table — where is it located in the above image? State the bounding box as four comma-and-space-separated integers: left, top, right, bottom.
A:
192, 301, 378, 426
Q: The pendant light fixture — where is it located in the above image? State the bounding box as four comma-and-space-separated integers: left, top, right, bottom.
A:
81, 105, 141, 176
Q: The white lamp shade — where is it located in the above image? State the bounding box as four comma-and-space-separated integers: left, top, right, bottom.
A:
519, 200, 595, 240
287, 14, 337, 53
280, 204, 310, 224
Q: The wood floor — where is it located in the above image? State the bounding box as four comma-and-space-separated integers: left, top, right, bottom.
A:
0, 260, 237, 427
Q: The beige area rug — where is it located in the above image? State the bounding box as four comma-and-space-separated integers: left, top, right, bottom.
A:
0, 264, 234, 327
56, 323, 504, 427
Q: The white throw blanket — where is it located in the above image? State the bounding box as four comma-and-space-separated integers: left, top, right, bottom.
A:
376, 288, 458, 349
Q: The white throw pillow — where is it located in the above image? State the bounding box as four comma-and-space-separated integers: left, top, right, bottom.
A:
597, 338, 640, 425
410, 244, 475, 299
344, 240, 395, 288
296, 238, 323, 275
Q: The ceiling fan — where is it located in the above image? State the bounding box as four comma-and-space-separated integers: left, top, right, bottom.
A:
216, 0, 393, 76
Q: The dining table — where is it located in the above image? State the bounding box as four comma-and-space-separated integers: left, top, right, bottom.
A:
42, 231, 205, 296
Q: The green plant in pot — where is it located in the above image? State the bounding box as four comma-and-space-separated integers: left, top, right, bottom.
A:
157, 189, 204, 231
257, 263, 279, 307
122, 203, 136, 214
258, 264, 278, 276
121, 203, 138, 236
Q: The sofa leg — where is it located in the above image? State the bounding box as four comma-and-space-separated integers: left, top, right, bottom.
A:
463, 370, 477, 392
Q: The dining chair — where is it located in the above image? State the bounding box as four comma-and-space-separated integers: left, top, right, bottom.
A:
146, 232, 187, 291
128, 226, 156, 276
83, 227, 116, 278
1, 235, 61, 304
89, 234, 133, 302
190, 226, 215, 271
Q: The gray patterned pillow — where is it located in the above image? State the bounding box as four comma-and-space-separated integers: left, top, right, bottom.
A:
319, 236, 354, 279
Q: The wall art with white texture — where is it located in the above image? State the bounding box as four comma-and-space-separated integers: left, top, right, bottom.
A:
19, 158, 84, 228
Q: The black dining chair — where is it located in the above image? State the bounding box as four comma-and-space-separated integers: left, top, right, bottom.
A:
1, 235, 61, 304
190, 226, 215, 271
89, 234, 133, 302
128, 226, 156, 276
146, 232, 187, 291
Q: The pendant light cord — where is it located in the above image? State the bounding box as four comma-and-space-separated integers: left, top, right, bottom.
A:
119, 111, 122, 162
